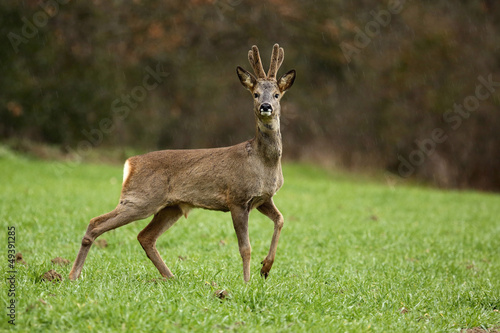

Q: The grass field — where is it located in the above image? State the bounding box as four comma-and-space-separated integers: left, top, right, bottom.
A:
1, 148, 499, 332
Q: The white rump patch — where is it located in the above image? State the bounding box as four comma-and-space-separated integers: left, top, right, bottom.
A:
122, 160, 131, 185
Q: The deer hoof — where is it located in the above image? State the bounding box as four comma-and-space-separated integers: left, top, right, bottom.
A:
260, 259, 272, 278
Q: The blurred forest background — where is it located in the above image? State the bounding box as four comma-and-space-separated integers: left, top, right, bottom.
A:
1, 0, 499, 191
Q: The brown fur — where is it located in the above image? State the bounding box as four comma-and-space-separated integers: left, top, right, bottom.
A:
69, 44, 296, 282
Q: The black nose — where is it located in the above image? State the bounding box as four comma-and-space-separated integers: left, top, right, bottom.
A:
260, 103, 273, 112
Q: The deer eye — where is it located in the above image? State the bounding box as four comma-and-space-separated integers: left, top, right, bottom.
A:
274, 94, 280, 99
254, 93, 259, 99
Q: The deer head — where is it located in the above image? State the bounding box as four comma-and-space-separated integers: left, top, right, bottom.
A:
237, 44, 296, 121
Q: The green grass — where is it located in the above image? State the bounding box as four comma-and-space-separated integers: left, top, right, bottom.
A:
1, 148, 499, 332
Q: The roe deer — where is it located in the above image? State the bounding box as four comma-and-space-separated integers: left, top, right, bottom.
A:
69, 44, 296, 282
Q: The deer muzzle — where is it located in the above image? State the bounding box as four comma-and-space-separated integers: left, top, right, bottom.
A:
259, 103, 273, 116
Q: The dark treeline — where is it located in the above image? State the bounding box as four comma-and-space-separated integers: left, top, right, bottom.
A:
1, 0, 500, 191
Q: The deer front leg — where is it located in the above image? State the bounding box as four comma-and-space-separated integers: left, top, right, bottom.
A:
230, 206, 251, 282
137, 205, 183, 279
257, 198, 284, 278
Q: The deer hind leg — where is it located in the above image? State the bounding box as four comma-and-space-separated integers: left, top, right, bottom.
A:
257, 199, 284, 279
230, 206, 251, 282
69, 203, 150, 280
137, 205, 183, 279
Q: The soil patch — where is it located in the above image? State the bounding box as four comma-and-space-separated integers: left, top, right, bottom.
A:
51, 257, 71, 266
96, 239, 108, 248
214, 289, 228, 300
15, 252, 27, 265
41, 269, 62, 283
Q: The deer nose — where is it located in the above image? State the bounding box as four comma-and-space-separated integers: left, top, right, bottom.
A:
259, 103, 273, 115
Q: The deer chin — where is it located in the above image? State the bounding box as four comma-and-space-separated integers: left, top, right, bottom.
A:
260, 110, 273, 117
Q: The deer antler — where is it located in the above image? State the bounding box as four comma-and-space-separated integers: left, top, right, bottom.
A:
267, 43, 284, 80
248, 45, 266, 79
247, 44, 285, 80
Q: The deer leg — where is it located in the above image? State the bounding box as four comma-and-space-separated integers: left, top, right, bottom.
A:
69, 204, 149, 280
137, 205, 183, 278
230, 206, 251, 282
257, 199, 284, 278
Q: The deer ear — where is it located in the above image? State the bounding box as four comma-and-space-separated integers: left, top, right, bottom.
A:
278, 70, 296, 93
237, 66, 256, 91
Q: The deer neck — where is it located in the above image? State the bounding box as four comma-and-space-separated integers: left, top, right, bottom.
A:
254, 116, 282, 164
